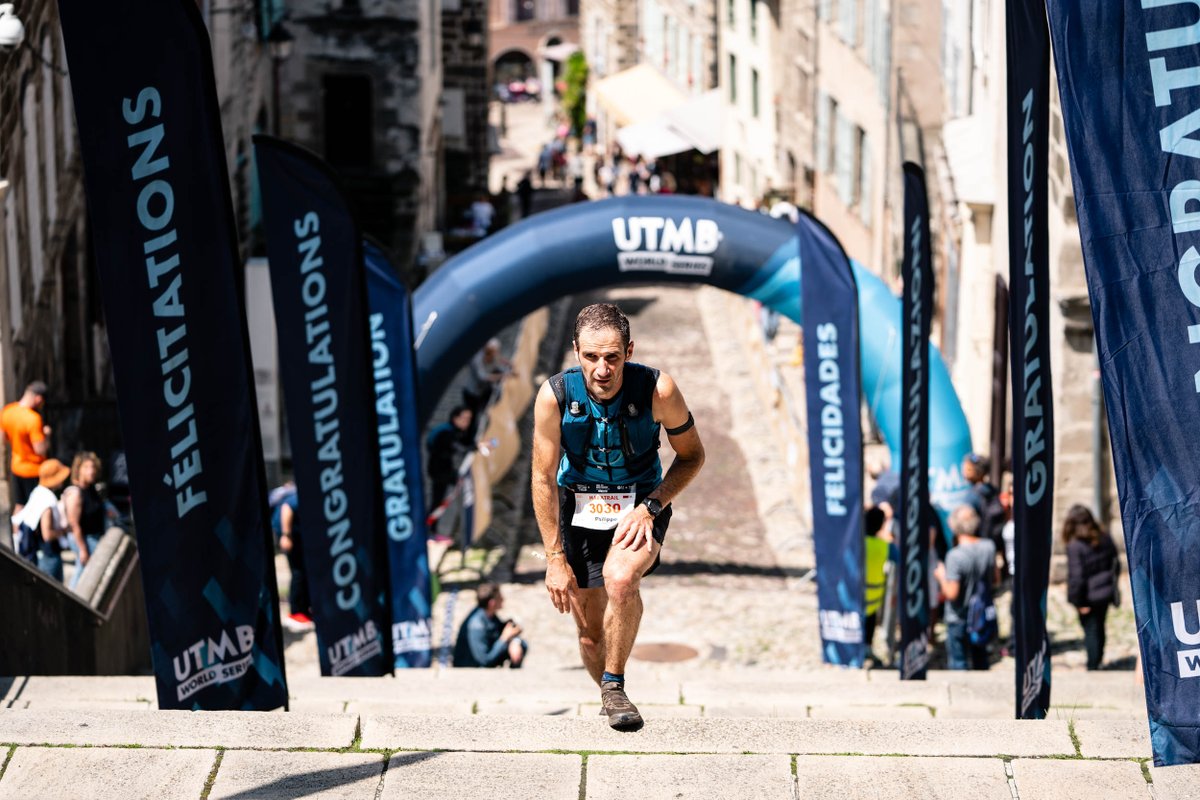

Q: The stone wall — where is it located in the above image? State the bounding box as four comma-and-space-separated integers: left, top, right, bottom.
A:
0, 0, 108, 501
282, 0, 443, 282
444, 0, 493, 196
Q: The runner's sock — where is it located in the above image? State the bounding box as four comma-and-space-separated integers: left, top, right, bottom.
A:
602, 671, 625, 686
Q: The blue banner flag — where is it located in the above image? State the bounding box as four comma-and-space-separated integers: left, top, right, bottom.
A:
799, 211, 865, 667
1047, 0, 1200, 763
55, 0, 287, 709
898, 163, 933, 680
1010, 0, 1054, 722
254, 136, 392, 677
363, 239, 433, 668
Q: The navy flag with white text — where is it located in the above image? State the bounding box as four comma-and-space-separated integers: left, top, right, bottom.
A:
363, 239, 434, 668
1009, 0, 1054, 722
56, 0, 287, 709
1047, 0, 1200, 763
255, 136, 392, 677
799, 211, 865, 668
898, 162, 932, 681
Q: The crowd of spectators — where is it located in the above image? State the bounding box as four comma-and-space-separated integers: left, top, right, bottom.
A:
3, 381, 123, 588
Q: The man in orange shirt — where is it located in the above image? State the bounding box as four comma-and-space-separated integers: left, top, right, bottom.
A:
2, 381, 52, 513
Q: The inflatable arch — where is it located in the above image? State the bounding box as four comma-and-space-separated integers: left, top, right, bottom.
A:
412, 196, 975, 515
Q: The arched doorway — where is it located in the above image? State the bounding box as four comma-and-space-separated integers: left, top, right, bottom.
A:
412, 195, 975, 512
493, 49, 536, 96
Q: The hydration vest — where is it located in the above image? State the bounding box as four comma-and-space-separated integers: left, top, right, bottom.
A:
551, 363, 662, 488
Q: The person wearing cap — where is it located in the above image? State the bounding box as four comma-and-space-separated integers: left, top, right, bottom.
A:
2, 381, 52, 514
11, 458, 71, 581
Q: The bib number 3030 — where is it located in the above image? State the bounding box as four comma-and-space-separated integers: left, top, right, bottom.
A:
572, 491, 636, 530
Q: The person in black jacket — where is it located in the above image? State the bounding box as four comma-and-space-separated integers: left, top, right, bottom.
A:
1063, 504, 1120, 671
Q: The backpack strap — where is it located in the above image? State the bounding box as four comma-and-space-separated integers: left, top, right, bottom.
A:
550, 371, 568, 417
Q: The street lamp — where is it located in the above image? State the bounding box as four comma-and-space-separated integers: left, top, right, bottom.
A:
0, 4, 25, 50
267, 22, 294, 136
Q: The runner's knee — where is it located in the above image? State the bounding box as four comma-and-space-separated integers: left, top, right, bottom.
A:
602, 565, 639, 600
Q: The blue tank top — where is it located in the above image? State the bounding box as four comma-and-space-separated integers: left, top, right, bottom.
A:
553, 364, 662, 493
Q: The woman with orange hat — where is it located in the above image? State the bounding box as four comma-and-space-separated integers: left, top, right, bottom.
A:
10, 458, 71, 581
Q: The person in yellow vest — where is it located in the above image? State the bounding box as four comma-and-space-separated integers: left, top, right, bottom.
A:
863, 505, 890, 661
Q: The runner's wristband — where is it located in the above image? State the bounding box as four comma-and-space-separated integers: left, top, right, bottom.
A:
665, 412, 695, 436
545, 549, 564, 558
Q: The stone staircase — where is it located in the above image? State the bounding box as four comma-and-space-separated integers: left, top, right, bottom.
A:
2, 666, 1192, 799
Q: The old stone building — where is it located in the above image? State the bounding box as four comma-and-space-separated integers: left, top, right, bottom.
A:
0, 0, 309, 508
775, 0, 816, 208
490, 0, 579, 87
279, 0, 444, 282
0, 0, 108, 508
443, 0, 492, 200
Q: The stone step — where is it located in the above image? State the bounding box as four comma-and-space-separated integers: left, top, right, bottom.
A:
0, 707, 1179, 800
1, 669, 1149, 722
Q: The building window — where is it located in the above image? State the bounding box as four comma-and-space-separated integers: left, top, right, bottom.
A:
515, 0, 535, 21
735, 152, 743, 186
750, 0, 758, 40
729, 53, 737, 104
851, 125, 865, 205
826, 98, 838, 174
323, 74, 373, 170
566, 0, 579, 14
858, 129, 872, 225
727, 0, 735, 28
751, 68, 760, 118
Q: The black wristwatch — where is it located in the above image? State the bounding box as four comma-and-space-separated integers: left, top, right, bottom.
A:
641, 497, 664, 518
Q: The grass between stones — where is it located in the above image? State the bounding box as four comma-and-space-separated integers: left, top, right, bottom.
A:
1138, 759, 1152, 783
578, 754, 588, 800
1067, 719, 1082, 757
199, 749, 224, 800
0, 745, 13, 782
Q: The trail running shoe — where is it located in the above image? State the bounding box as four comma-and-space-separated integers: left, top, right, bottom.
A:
600, 680, 644, 731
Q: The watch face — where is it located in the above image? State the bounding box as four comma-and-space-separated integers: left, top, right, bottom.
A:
645, 498, 662, 517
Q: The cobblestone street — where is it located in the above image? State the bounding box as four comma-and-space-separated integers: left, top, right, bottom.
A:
431, 281, 1142, 679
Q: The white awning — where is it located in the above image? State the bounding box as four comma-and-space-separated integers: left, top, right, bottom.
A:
663, 90, 723, 154
613, 89, 724, 159
616, 120, 694, 160
594, 64, 687, 127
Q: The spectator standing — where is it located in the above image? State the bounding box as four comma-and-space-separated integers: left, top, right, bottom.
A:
453, 582, 527, 667
1064, 504, 1120, 670
935, 505, 998, 670
425, 406, 475, 539
272, 482, 315, 633
2, 381, 52, 514
469, 193, 496, 236
496, 178, 512, 230
537, 145, 553, 186
61, 452, 107, 590
963, 453, 1007, 573
862, 506, 889, 660
11, 459, 71, 581
461, 338, 513, 418
517, 172, 534, 218
598, 160, 615, 196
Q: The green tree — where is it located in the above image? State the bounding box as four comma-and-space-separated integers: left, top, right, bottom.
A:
561, 52, 589, 137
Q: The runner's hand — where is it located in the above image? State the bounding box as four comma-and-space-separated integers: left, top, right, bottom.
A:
613, 507, 652, 551
545, 556, 577, 614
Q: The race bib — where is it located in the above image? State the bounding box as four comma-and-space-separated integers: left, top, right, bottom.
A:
572, 490, 637, 530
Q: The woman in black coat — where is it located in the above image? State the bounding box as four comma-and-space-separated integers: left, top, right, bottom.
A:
1063, 505, 1120, 671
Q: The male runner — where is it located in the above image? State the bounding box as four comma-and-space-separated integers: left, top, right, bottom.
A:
532, 303, 705, 730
